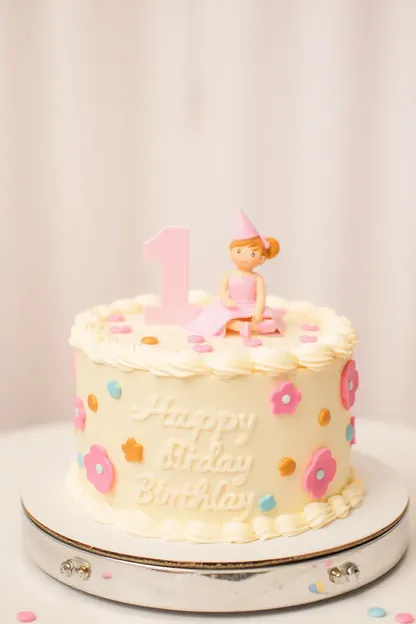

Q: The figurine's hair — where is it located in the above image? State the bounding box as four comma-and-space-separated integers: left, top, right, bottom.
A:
230, 236, 280, 259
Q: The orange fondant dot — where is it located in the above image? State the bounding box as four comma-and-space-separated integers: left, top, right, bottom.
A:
122, 438, 143, 462
319, 408, 331, 426
141, 336, 159, 345
279, 457, 296, 477
87, 394, 98, 412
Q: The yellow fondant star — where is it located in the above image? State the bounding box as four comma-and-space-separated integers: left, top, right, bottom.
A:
121, 437, 143, 462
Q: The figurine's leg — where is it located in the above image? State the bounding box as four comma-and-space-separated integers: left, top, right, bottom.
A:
226, 319, 253, 335
256, 319, 278, 334
226, 320, 245, 333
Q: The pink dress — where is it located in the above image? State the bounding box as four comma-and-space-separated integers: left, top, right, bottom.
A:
186, 273, 286, 337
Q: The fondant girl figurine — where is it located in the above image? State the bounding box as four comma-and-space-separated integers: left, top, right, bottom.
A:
186, 210, 286, 339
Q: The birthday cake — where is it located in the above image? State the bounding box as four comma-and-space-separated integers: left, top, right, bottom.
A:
67, 212, 363, 543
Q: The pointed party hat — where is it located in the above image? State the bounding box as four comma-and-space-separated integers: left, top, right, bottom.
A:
233, 210, 270, 249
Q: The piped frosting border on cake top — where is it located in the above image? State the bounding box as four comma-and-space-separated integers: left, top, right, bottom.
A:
69, 292, 358, 378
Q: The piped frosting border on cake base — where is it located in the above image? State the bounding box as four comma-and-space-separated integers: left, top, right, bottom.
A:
66, 464, 364, 544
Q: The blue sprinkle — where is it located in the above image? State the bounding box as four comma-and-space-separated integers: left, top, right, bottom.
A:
346, 424, 354, 442
107, 380, 122, 399
367, 607, 386, 618
308, 583, 318, 594
259, 495, 276, 513
76, 452, 84, 468
96, 463, 104, 475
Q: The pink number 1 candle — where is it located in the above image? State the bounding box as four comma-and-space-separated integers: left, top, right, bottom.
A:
142, 226, 199, 324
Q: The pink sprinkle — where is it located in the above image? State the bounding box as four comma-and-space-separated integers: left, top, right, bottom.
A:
102, 572, 113, 580
16, 613, 37, 623
106, 313, 125, 322
300, 324, 320, 331
300, 335, 318, 343
244, 338, 263, 347
109, 324, 132, 334
312, 564, 317, 568
395, 615, 414, 624
193, 344, 213, 353
325, 559, 333, 567
187, 335, 205, 344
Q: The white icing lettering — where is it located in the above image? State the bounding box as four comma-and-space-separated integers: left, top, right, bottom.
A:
162, 440, 253, 486
136, 473, 156, 504
132, 395, 172, 421
136, 475, 255, 521
134, 396, 258, 443
236, 412, 257, 446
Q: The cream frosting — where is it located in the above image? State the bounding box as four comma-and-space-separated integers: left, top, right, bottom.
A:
67, 462, 364, 543
69, 292, 357, 378
69, 293, 361, 545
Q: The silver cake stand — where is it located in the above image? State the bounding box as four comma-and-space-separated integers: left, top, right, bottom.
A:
21, 450, 409, 612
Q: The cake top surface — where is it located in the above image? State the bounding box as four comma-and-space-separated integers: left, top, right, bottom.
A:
69, 291, 357, 378
70, 211, 357, 377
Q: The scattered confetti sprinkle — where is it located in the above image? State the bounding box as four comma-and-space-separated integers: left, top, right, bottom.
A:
308, 581, 325, 594
107, 380, 122, 399
318, 408, 331, 426
300, 335, 318, 343
368, 607, 387, 618
106, 314, 125, 322
141, 336, 159, 345
16, 612, 37, 623
395, 614, 414, 624
278, 457, 296, 476
109, 324, 132, 334
258, 494, 276, 513
87, 394, 98, 412
243, 338, 262, 347
102, 572, 113, 580
300, 324, 319, 331
193, 344, 213, 353
346, 423, 354, 442
187, 335, 205, 344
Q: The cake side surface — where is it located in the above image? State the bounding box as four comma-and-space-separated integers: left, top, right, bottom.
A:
68, 293, 362, 543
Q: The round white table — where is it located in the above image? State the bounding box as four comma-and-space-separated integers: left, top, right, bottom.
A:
3, 420, 415, 623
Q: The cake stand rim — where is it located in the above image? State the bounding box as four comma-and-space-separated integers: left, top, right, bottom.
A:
21, 500, 408, 569
21, 507, 410, 611
20, 450, 410, 567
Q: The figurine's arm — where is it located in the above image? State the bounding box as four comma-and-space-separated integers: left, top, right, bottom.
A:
219, 273, 236, 307
252, 274, 266, 322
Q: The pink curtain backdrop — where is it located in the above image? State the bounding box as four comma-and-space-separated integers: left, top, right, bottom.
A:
0, 0, 415, 430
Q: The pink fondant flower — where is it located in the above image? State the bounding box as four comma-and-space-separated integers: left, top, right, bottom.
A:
270, 381, 302, 415
341, 359, 359, 409
74, 397, 86, 431
304, 448, 337, 500
84, 445, 115, 494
